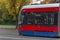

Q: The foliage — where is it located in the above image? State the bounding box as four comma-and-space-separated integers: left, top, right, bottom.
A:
40, 0, 56, 4
0, 0, 30, 25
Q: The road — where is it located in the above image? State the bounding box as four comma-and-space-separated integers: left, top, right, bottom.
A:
0, 29, 60, 40
0, 36, 60, 40
0, 29, 18, 36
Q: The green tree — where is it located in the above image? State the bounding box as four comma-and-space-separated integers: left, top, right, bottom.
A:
0, 0, 30, 28
5, 0, 30, 28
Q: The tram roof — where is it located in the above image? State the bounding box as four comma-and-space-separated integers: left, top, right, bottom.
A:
22, 3, 59, 9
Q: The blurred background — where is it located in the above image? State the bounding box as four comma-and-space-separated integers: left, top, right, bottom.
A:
0, 0, 59, 29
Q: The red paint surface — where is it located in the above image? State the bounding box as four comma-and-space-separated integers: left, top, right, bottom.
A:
22, 7, 59, 12
18, 24, 58, 32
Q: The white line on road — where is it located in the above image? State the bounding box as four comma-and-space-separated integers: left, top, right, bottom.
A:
0, 36, 41, 40
0, 36, 27, 39
0, 36, 44, 40
0, 36, 58, 40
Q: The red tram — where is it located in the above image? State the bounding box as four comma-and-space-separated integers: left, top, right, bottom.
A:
18, 3, 60, 37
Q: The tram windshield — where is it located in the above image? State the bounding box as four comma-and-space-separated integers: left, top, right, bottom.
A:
19, 11, 58, 25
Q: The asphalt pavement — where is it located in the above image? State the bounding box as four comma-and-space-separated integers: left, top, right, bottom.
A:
0, 35, 60, 40
0, 29, 60, 40
0, 29, 18, 36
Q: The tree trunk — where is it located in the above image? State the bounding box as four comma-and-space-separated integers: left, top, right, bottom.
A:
16, 14, 18, 29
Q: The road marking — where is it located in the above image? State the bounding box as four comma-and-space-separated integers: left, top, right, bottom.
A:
0, 36, 40, 40
0, 36, 58, 40
0, 36, 42, 40
0, 36, 27, 39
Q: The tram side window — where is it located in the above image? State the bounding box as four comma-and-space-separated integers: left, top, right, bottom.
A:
54, 12, 58, 25
34, 12, 55, 25
22, 11, 58, 25
23, 12, 35, 24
